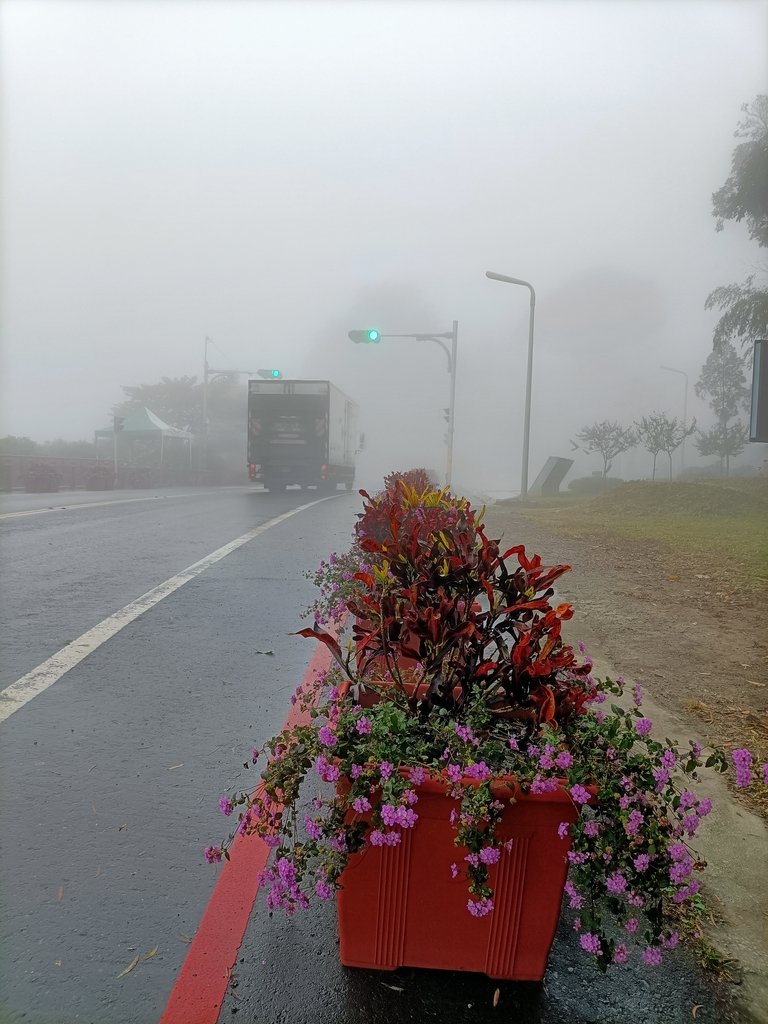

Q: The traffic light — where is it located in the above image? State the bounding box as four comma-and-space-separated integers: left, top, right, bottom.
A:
442, 407, 450, 423
257, 369, 282, 379
113, 415, 125, 433
348, 329, 381, 344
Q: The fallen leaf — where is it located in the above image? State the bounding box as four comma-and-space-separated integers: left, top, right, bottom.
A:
87, 764, 97, 773
493, 987, 500, 1007
116, 955, 140, 978
57, 886, 64, 901
167, 763, 184, 771
178, 933, 194, 944
380, 983, 404, 992
747, 680, 766, 687
254, 650, 275, 656
118, 823, 128, 831
143, 946, 158, 960
95, 867, 103, 876
54, 959, 62, 967
92, 804, 97, 814
667, 575, 679, 581
692, 1005, 703, 1019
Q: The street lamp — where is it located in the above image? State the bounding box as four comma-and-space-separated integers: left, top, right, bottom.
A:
660, 365, 689, 474
349, 322, 459, 488
485, 271, 536, 501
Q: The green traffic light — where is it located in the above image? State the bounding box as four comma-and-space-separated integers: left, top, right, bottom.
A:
367, 330, 380, 343
271, 369, 281, 378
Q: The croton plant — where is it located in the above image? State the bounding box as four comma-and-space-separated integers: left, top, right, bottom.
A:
210, 471, 767, 971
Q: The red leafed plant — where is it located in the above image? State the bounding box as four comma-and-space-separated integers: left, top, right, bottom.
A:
301, 478, 591, 739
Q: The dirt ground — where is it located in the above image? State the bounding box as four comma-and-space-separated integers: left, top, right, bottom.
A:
484, 501, 768, 815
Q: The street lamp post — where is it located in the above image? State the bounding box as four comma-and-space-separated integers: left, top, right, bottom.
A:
485, 271, 537, 501
660, 365, 689, 475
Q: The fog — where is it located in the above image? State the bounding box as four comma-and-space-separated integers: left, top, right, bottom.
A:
1, 0, 766, 493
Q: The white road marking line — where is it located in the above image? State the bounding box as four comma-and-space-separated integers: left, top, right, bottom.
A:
0, 493, 212, 521
0, 497, 335, 723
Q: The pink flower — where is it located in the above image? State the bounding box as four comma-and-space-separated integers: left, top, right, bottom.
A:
352, 796, 371, 813
635, 718, 653, 737
557, 822, 570, 839
555, 751, 574, 769
613, 944, 629, 964
625, 918, 639, 933
579, 932, 602, 955
642, 947, 663, 967
355, 716, 372, 735
479, 846, 501, 865
450, 862, 459, 879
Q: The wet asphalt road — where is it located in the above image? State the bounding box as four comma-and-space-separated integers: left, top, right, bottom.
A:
0, 486, 357, 1024
0, 486, 742, 1024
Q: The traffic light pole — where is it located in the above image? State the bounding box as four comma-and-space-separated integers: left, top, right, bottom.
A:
369, 325, 459, 488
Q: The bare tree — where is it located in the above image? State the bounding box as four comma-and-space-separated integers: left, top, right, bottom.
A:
694, 421, 748, 476
572, 421, 636, 480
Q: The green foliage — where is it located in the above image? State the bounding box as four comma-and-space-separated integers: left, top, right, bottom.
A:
707, 95, 768, 351
635, 413, 695, 480
0, 435, 39, 456
695, 341, 749, 423
705, 277, 768, 354
572, 421, 637, 478
567, 476, 625, 495
694, 421, 748, 475
712, 95, 768, 247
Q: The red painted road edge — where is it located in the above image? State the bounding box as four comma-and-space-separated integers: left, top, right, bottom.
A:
159, 641, 334, 1024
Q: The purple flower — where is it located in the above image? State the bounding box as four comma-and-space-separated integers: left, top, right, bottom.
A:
661, 749, 677, 770
632, 683, 643, 707
318, 725, 337, 748
613, 944, 629, 964
663, 931, 680, 950
315, 879, 334, 901
669, 842, 688, 862
625, 917, 639, 933
204, 845, 223, 864
584, 820, 600, 838
642, 947, 663, 967
355, 716, 372, 735
465, 761, 491, 781
579, 932, 602, 955
732, 748, 753, 788
379, 761, 394, 780
397, 807, 419, 829
606, 871, 627, 895
633, 854, 651, 873
467, 897, 494, 918
679, 790, 697, 810
304, 816, 322, 840
409, 767, 426, 785
380, 804, 398, 826
349, 763, 363, 779
555, 751, 574, 770
454, 723, 474, 743
446, 763, 463, 783
625, 810, 644, 835
557, 822, 570, 839
479, 846, 501, 865
352, 796, 371, 814
219, 796, 234, 817
763, 763, 768, 786
570, 784, 591, 806
450, 862, 459, 879
635, 718, 653, 737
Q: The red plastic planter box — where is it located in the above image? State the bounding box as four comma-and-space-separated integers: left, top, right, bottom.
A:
336, 779, 578, 981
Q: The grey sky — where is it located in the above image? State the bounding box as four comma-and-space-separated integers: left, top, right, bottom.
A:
1, 0, 766, 489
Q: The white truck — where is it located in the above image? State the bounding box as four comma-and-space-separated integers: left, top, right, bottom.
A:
247, 379, 360, 492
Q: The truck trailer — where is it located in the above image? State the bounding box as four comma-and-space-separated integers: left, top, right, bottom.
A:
247, 379, 359, 492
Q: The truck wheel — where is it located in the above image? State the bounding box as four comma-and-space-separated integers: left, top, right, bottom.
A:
345, 480, 354, 491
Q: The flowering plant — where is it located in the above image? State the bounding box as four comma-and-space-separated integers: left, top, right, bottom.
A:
210, 477, 767, 972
